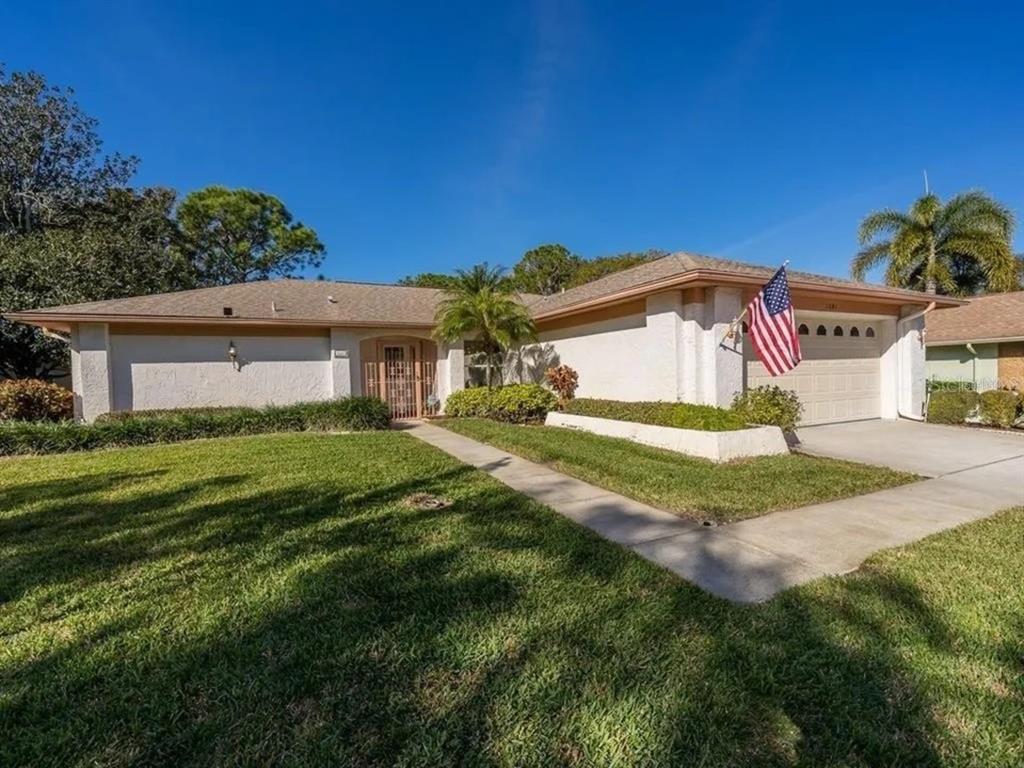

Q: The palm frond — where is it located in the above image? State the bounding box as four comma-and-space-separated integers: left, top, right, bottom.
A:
857, 209, 917, 244
938, 190, 1016, 241
850, 242, 891, 280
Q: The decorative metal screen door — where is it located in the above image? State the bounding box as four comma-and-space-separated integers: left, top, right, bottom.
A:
383, 345, 417, 419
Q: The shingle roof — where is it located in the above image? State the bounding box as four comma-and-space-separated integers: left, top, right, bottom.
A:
6, 252, 951, 329
528, 252, 954, 315
11, 279, 449, 326
926, 291, 1024, 344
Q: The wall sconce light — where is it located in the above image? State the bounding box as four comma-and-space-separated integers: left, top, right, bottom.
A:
227, 340, 239, 369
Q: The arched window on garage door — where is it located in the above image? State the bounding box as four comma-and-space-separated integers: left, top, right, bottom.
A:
849, 326, 860, 337
816, 325, 827, 335
798, 323, 809, 335
865, 327, 875, 338
833, 325, 844, 336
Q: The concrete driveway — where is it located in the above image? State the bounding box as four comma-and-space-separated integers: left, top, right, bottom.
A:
794, 419, 1024, 477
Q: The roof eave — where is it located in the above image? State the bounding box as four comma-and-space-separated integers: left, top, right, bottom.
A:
2, 312, 435, 333
926, 335, 1024, 347
530, 269, 963, 321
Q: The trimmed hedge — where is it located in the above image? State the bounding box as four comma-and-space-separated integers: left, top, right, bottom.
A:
0, 379, 73, 422
0, 397, 390, 456
731, 385, 803, 432
562, 398, 748, 432
926, 390, 980, 425
444, 384, 557, 424
979, 390, 1021, 428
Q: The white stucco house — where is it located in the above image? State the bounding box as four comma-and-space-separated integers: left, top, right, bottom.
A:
5, 253, 958, 424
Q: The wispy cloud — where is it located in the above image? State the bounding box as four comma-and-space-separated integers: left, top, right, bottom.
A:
715, 174, 913, 258
489, 0, 581, 197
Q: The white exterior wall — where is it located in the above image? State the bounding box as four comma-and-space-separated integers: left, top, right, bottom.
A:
70, 322, 113, 422
519, 288, 743, 405
436, 339, 465, 407
109, 334, 332, 412
897, 309, 927, 419
698, 288, 744, 407
330, 328, 361, 397
530, 310, 655, 400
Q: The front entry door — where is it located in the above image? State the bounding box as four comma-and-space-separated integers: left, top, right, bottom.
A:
383, 344, 417, 419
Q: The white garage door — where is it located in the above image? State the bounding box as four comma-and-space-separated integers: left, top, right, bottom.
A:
744, 317, 882, 426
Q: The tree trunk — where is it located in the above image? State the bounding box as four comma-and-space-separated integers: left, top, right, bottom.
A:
924, 237, 938, 294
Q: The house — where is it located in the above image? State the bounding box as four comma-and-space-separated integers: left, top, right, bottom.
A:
4, 253, 959, 424
925, 290, 1024, 390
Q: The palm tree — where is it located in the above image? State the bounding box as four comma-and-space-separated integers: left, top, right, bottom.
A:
433, 263, 536, 387
852, 191, 1018, 295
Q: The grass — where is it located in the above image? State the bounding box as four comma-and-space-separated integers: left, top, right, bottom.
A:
440, 418, 916, 522
1, 434, 1021, 767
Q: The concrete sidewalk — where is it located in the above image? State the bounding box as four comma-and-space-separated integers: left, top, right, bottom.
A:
404, 422, 1024, 603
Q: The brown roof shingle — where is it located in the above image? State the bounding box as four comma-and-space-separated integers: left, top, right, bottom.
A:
8, 279, 448, 326
6, 252, 953, 329
528, 252, 955, 316
926, 291, 1024, 344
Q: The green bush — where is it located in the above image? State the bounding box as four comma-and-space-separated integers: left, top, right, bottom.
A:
442, 387, 496, 419
563, 398, 748, 431
443, 384, 557, 424
731, 386, 803, 431
926, 390, 980, 425
0, 379, 74, 422
490, 384, 558, 423
978, 390, 1021, 428
0, 397, 390, 456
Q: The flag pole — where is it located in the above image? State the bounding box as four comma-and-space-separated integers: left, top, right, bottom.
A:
721, 260, 790, 344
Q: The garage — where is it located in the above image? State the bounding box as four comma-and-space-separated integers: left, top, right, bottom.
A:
745, 315, 882, 426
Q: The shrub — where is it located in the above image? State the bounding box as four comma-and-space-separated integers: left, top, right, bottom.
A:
443, 387, 495, 418
563, 398, 747, 431
544, 365, 579, 405
0, 397, 390, 457
731, 386, 803, 431
926, 390, 980, 425
978, 389, 1021, 428
443, 384, 557, 424
490, 384, 558, 424
0, 379, 73, 422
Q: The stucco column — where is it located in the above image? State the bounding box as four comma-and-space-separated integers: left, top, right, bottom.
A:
878, 317, 900, 419
329, 328, 361, 397
437, 339, 465, 410
897, 307, 927, 419
679, 288, 705, 403
699, 287, 744, 407
645, 291, 685, 401
70, 322, 112, 422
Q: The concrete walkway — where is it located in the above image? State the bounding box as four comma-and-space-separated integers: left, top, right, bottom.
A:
404, 422, 1024, 603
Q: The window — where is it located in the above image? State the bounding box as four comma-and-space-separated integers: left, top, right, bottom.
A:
833, 325, 844, 336
798, 323, 809, 335
816, 325, 827, 336
849, 326, 860, 337
865, 327, 875, 338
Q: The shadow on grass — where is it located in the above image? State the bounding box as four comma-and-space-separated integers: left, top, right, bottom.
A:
0, 439, 1004, 766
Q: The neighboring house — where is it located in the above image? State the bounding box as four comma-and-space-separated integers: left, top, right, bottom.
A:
4, 253, 957, 424
925, 291, 1024, 390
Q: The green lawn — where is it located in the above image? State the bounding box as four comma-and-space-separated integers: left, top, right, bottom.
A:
440, 418, 916, 522
1, 434, 1021, 767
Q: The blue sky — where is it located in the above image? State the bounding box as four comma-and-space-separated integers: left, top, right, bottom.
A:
4, 1, 1023, 283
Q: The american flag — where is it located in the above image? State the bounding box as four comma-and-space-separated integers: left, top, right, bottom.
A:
746, 266, 801, 376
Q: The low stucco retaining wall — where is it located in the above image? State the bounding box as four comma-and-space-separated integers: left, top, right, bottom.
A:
544, 412, 789, 462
